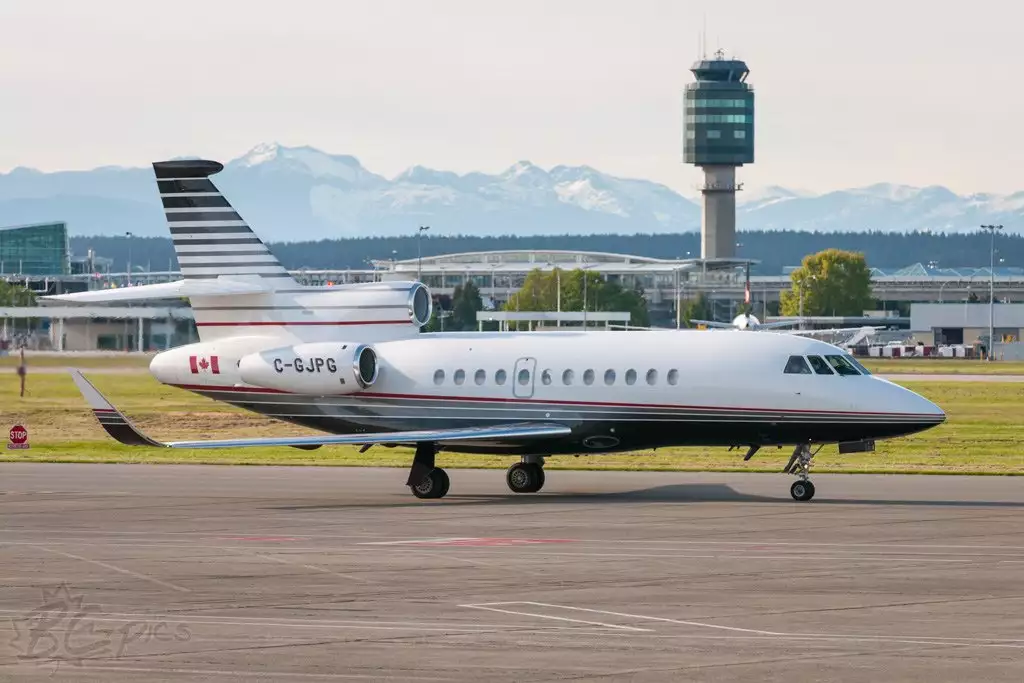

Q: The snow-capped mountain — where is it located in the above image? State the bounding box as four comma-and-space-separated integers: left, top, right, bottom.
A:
0, 143, 1020, 240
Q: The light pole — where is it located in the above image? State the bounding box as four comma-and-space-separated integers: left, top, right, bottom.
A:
417, 226, 430, 281
980, 224, 1004, 360
125, 231, 133, 285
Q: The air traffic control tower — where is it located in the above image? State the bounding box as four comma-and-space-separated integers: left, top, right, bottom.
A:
683, 50, 754, 260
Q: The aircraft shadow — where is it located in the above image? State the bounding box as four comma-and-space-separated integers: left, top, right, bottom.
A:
270, 483, 1024, 510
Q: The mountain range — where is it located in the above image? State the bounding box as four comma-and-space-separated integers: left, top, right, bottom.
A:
0, 143, 1020, 240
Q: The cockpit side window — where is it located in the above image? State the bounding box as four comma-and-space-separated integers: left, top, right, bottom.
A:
784, 355, 812, 374
806, 355, 835, 375
825, 354, 862, 376
846, 355, 872, 375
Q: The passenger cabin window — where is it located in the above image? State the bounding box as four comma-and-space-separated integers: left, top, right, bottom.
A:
646, 369, 658, 385
604, 369, 616, 385
625, 369, 637, 385
562, 369, 574, 385
541, 369, 553, 385
784, 355, 812, 374
667, 369, 679, 386
453, 369, 465, 385
807, 355, 834, 375
495, 369, 507, 385
583, 369, 595, 386
517, 368, 531, 385
474, 369, 486, 385
433, 369, 445, 385
825, 355, 862, 376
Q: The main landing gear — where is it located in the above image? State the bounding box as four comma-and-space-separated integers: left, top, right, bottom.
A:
506, 456, 545, 494
784, 443, 822, 501
407, 442, 449, 499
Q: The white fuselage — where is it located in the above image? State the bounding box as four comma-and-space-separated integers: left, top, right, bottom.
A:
150, 328, 944, 455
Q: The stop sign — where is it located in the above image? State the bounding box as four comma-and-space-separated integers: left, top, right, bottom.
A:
9, 425, 27, 445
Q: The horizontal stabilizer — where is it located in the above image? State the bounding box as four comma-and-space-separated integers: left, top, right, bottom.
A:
71, 371, 571, 449
44, 278, 272, 304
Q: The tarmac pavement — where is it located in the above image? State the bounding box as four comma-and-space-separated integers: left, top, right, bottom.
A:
1, 464, 1023, 682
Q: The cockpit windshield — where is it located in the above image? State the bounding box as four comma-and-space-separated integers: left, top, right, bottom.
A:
806, 355, 834, 375
825, 354, 862, 376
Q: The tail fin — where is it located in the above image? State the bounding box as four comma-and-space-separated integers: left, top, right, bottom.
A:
154, 159, 297, 286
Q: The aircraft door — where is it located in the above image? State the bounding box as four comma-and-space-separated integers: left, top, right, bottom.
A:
513, 357, 537, 398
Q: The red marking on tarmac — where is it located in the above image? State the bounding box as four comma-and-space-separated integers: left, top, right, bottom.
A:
221, 536, 298, 542
404, 538, 575, 547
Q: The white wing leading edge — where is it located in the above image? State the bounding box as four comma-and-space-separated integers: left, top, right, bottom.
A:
70, 371, 571, 449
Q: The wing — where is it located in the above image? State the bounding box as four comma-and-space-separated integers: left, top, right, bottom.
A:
44, 277, 272, 304
71, 371, 571, 449
786, 326, 883, 336
757, 320, 801, 330
688, 319, 736, 329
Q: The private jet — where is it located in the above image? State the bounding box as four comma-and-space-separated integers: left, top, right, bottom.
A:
52, 159, 946, 502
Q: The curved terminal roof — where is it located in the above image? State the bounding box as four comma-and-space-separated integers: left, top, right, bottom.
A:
378, 250, 756, 273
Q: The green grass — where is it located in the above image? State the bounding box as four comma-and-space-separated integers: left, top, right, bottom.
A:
862, 358, 1024, 375
2, 371, 1023, 474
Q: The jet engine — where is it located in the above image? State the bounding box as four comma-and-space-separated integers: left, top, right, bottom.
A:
238, 342, 378, 394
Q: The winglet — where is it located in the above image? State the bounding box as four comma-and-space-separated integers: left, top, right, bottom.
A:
71, 370, 166, 447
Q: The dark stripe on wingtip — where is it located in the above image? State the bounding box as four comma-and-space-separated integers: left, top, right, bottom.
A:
162, 195, 232, 209
152, 160, 224, 179
172, 237, 263, 246
157, 179, 218, 194
179, 261, 284, 270
169, 226, 252, 235
166, 211, 242, 223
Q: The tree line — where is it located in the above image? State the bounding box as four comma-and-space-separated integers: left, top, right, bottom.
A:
71, 230, 1022, 276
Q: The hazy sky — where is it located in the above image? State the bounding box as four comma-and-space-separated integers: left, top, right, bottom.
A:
1, 1, 1020, 195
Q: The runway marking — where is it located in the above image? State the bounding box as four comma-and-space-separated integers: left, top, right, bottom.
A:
0, 664, 457, 681
467, 602, 779, 635
460, 603, 653, 632
361, 537, 575, 547
3, 540, 1004, 564
35, 546, 191, 593
237, 549, 376, 584
220, 536, 299, 542
463, 602, 1024, 648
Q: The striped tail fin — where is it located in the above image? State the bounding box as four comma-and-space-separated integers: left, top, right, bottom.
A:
154, 159, 297, 286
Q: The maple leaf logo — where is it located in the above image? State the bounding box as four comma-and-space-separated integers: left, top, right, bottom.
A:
198, 358, 209, 371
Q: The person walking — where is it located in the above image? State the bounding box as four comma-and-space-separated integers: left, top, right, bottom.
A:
17, 347, 26, 397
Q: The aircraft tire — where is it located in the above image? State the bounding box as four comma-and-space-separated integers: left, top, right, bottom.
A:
411, 467, 450, 499
790, 480, 815, 502
506, 462, 543, 494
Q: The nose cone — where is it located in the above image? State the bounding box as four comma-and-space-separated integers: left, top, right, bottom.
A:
875, 377, 946, 435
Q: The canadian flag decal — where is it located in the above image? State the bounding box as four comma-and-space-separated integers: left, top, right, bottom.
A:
189, 355, 221, 374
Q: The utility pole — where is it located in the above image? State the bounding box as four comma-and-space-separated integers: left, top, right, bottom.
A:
980, 224, 1004, 361
417, 226, 430, 281
125, 231, 133, 285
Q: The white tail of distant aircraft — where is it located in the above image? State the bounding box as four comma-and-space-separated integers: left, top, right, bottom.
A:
50, 160, 945, 502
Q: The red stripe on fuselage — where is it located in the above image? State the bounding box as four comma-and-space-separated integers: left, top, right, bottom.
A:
165, 383, 938, 418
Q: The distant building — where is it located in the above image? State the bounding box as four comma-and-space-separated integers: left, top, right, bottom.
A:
0, 222, 71, 276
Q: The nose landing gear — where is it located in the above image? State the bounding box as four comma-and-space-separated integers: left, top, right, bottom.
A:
784, 443, 821, 501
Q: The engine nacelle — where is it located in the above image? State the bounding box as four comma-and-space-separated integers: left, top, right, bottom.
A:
238, 342, 378, 394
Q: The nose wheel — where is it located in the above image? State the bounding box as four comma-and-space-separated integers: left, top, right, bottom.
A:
790, 479, 815, 502
506, 461, 545, 493
784, 443, 821, 501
